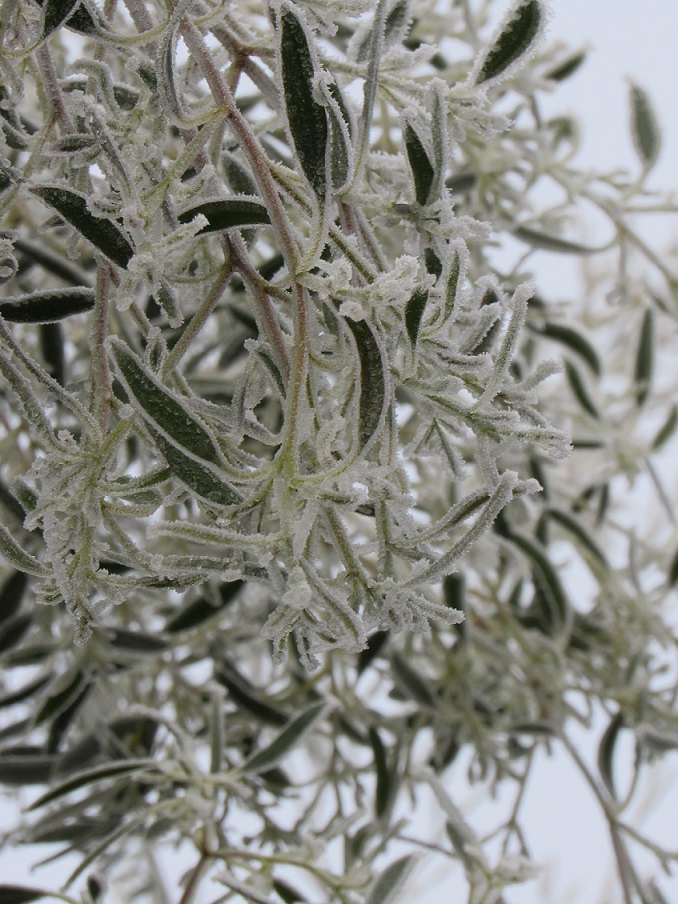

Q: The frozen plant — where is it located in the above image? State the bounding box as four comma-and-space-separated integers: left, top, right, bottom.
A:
0, 1, 678, 902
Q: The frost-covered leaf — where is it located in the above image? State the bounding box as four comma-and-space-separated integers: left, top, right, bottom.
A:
177, 199, 271, 233
0, 526, 47, 577
40, 0, 81, 40
345, 316, 387, 452
0, 288, 95, 323
29, 186, 133, 268
475, 0, 543, 85
280, 8, 328, 198
404, 289, 428, 346
404, 120, 434, 206
629, 82, 661, 171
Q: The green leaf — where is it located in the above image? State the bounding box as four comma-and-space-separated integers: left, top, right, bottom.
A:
326, 82, 352, 192
0, 288, 95, 323
475, 0, 542, 84
565, 360, 599, 419
111, 340, 219, 462
544, 50, 586, 82
148, 425, 241, 506
0, 886, 54, 904
365, 855, 417, 904
404, 121, 434, 206
369, 726, 392, 819
0, 675, 51, 710
215, 665, 288, 726
34, 669, 87, 727
29, 186, 133, 268
241, 701, 325, 773
529, 321, 601, 376
272, 879, 307, 903
165, 581, 243, 632
404, 289, 428, 346
652, 404, 678, 450
634, 308, 654, 406
546, 508, 607, 569
390, 652, 436, 708
0, 525, 47, 577
0, 571, 28, 626
511, 532, 570, 635
40, 0, 81, 40
667, 545, 678, 588
0, 614, 32, 655
280, 9, 328, 198
178, 199, 271, 233
0, 749, 55, 786
514, 225, 603, 256
102, 628, 169, 654
357, 629, 389, 674
28, 758, 158, 810
630, 82, 661, 170
598, 711, 624, 800
345, 317, 386, 452
443, 248, 462, 322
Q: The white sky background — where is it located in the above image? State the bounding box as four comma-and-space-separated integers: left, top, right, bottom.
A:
3, 2, 678, 902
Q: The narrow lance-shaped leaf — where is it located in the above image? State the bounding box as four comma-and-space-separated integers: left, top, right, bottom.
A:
547, 508, 607, 568
512, 531, 570, 634
475, 0, 542, 85
215, 665, 288, 726
598, 711, 624, 800
390, 652, 436, 708
369, 726, 391, 819
514, 225, 604, 256
652, 403, 678, 450
630, 82, 661, 171
405, 289, 428, 346
544, 50, 586, 82
110, 339, 223, 466
323, 81, 352, 192
405, 472, 516, 587
0, 571, 28, 626
404, 120, 434, 206
241, 701, 325, 773
280, 9, 328, 198
345, 317, 386, 452
529, 321, 601, 376
474, 282, 531, 408
0, 288, 95, 323
29, 186, 133, 268
565, 360, 599, 419
34, 670, 86, 726
0, 526, 47, 577
147, 425, 241, 506
365, 855, 418, 904
28, 758, 158, 811
634, 308, 654, 406
178, 199, 271, 233
0, 885, 56, 903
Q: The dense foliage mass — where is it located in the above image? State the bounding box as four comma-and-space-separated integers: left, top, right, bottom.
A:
1, 0, 678, 901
